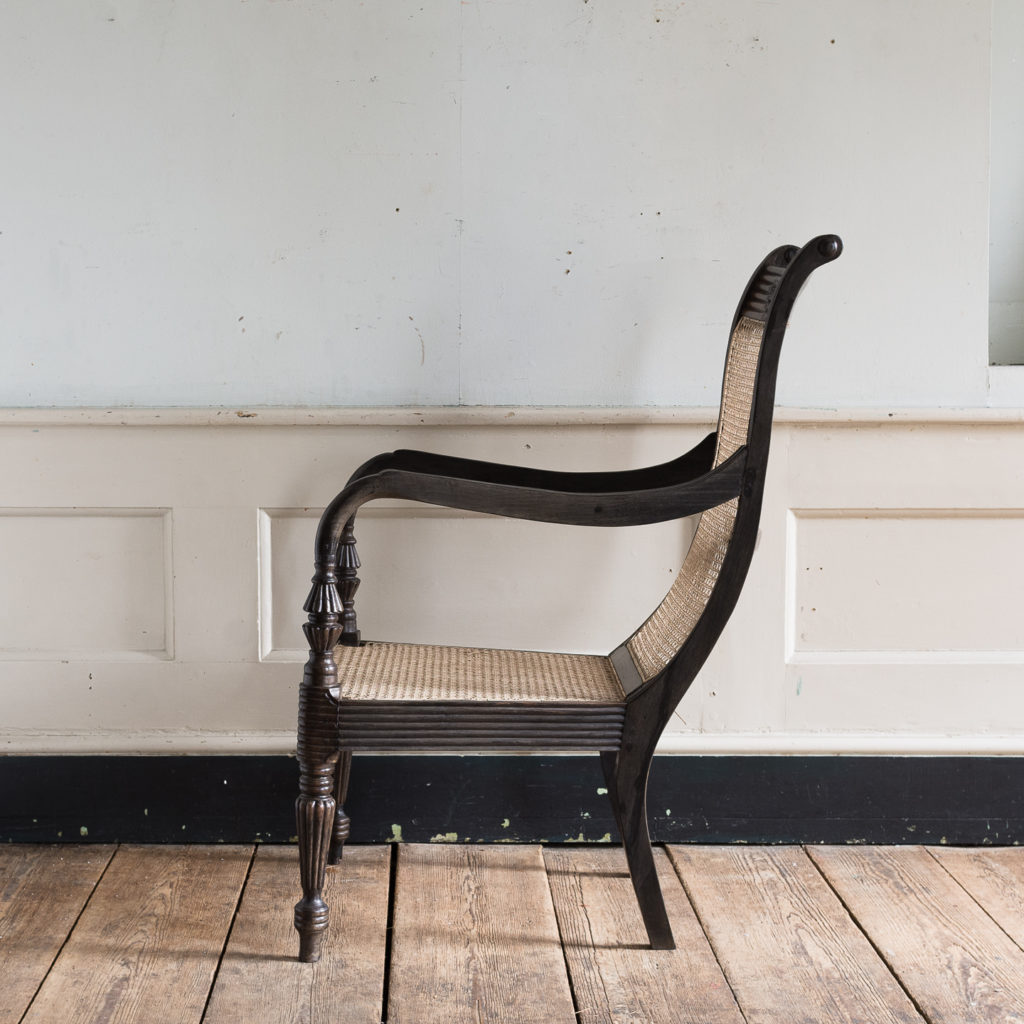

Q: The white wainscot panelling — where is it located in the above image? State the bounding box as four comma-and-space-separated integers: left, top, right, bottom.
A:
4, 410, 1024, 754
782, 504, 1024, 742
789, 510, 1024, 657
260, 506, 691, 660
0, 509, 171, 659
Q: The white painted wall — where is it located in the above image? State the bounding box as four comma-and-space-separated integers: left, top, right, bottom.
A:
0, 1, 993, 408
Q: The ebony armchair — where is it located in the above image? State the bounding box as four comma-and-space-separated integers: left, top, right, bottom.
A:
294, 233, 843, 961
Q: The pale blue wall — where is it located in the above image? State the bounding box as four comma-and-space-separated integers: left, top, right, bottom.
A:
0, 1, 991, 408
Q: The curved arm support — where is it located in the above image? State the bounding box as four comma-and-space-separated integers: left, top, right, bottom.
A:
309, 443, 747, 586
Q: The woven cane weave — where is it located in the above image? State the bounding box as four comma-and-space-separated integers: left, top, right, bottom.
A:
626, 315, 765, 680
712, 316, 764, 466
333, 642, 625, 704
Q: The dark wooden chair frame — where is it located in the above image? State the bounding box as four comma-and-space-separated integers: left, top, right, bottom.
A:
293, 233, 843, 962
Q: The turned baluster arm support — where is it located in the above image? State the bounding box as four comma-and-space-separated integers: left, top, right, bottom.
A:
304, 477, 389, 647
337, 519, 360, 645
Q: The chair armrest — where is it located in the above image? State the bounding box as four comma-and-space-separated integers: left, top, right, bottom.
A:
312, 440, 746, 570
345, 431, 717, 492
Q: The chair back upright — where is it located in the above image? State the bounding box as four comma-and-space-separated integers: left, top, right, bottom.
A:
625, 237, 841, 685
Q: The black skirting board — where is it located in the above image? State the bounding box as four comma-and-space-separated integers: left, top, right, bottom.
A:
1, 754, 1021, 846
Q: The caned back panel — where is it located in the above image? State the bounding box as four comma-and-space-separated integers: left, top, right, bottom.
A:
626, 314, 767, 681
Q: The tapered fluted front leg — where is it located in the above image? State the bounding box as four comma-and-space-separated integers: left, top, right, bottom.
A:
295, 566, 345, 962
295, 761, 335, 962
328, 750, 352, 865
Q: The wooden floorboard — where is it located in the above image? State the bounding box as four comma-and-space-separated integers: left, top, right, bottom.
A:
545, 846, 744, 1024
668, 845, 924, 1024
931, 846, 1024, 950
20, 845, 251, 1024
203, 844, 391, 1024
387, 843, 576, 1024
0, 845, 115, 1024
7, 842, 1024, 1022
811, 845, 1024, 1024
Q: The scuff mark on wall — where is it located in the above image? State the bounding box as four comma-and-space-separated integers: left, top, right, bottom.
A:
409, 315, 425, 365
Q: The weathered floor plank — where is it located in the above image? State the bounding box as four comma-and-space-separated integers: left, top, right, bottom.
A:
0, 845, 115, 1024
810, 845, 1024, 1024
204, 844, 390, 1024
931, 846, 1024, 950
545, 846, 744, 1024
12, 842, 1024, 1023
388, 844, 576, 1024
669, 845, 923, 1024
21, 845, 251, 1024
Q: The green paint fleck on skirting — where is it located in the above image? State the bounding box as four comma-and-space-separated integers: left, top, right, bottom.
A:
429, 832, 459, 843
596, 787, 608, 795
565, 831, 612, 844
79, 826, 88, 837
388, 824, 404, 843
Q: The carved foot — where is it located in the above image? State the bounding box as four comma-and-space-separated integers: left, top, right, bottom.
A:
294, 896, 330, 963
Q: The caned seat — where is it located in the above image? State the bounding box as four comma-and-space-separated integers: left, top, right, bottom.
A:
293, 233, 842, 963
333, 643, 623, 704
332, 643, 626, 750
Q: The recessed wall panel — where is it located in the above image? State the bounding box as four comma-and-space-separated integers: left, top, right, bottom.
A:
0, 510, 170, 657
791, 511, 1024, 655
